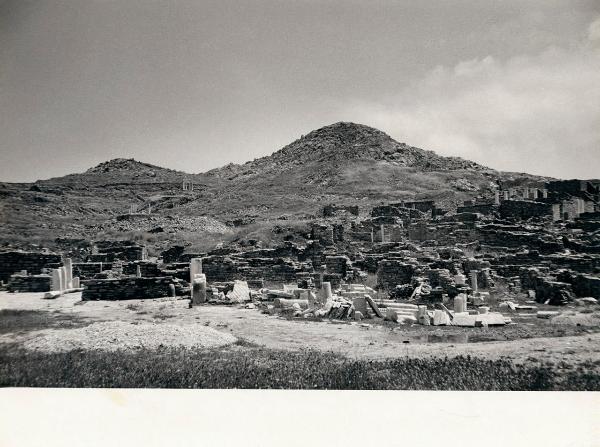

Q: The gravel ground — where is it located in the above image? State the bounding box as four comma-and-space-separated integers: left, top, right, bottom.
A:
22, 320, 237, 352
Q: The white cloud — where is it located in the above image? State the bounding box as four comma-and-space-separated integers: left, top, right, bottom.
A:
589, 16, 600, 42
346, 17, 600, 179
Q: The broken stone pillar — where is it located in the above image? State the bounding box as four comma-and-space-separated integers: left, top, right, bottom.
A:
64, 258, 73, 288
470, 271, 478, 292
453, 294, 467, 313
542, 189, 548, 199
577, 199, 585, 216
59, 266, 67, 292
417, 305, 429, 325
321, 281, 332, 304
433, 310, 449, 326
169, 283, 176, 297
190, 258, 203, 284
72, 277, 80, 288
454, 273, 466, 285
532, 189, 539, 199
380, 224, 385, 243
370, 228, 374, 244
191, 273, 207, 305
136, 265, 142, 277
523, 187, 529, 199
478, 306, 489, 314
494, 191, 500, 205
503, 190, 509, 201
51, 269, 62, 292
509, 188, 515, 197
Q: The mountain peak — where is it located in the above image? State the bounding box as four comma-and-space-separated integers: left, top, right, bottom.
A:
86, 158, 161, 173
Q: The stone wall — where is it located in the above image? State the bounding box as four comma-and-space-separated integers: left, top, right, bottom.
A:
202, 255, 311, 283
122, 261, 162, 277
0, 251, 62, 282
322, 204, 359, 217
324, 255, 351, 277
82, 276, 175, 300
571, 274, 600, 298
477, 228, 563, 254
499, 200, 553, 220
73, 262, 112, 279
7, 274, 51, 292
376, 260, 415, 289
457, 203, 496, 215
90, 241, 147, 262
519, 268, 574, 305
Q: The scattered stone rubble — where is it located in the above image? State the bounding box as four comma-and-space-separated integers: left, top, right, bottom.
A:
1, 179, 598, 332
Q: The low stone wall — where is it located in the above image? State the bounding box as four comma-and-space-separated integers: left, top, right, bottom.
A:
7, 274, 51, 292
571, 274, 600, 298
499, 200, 553, 220
377, 260, 415, 289
0, 251, 62, 282
520, 268, 574, 305
202, 256, 310, 283
89, 241, 147, 262
325, 255, 351, 277
122, 261, 161, 277
82, 276, 175, 300
73, 262, 112, 279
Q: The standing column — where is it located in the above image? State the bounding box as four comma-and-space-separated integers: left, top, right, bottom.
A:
51, 269, 62, 292
523, 187, 529, 199
190, 258, 203, 284
64, 258, 73, 289
136, 265, 142, 278
470, 271, 478, 293
503, 190, 509, 201
532, 189, 539, 200
321, 281, 332, 304
59, 267, 67, 292
191, 274, 207, 305
380, 224, 385, 243
542, 189, 548, 199
494, 191, 500, 205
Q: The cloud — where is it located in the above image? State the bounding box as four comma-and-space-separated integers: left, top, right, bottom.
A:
346, 17, 600, 179
589, 16, 600, 42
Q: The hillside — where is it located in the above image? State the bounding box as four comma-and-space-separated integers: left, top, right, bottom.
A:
0, 122, 549, 252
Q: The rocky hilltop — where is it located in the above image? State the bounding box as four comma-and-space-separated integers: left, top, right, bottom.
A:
208, 122, 485, 179
0, 122, 547, 252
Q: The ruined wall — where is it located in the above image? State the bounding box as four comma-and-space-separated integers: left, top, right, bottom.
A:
324, 255, 351, 277
477, 229, 563, 254
7, 274, 51, 292
519, 268, 574, 305
0, 251, 62, 282
376, 260, 415, 289
499, 200, 553, 220
122, 261, 162, 277
202, 256, 311, 283
82, 276, 175, 300
73, 262, 112, 279
571, 274, 600, 298
457, 203, 496, 215
90, 241, 147, 262
322, 204, 359, 217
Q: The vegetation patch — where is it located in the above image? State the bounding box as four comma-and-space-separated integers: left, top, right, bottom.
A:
1, 344, 598, 390
0, 309, 93, 335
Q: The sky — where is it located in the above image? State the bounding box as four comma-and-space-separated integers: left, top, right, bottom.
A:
1, 0, 599, 182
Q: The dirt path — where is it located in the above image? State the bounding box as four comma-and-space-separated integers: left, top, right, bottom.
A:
1, 292, 599, 367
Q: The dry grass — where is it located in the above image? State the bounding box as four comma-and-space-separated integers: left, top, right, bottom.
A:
1, 344, 598, 389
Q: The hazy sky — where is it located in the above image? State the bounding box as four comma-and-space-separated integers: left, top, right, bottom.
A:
1, 0, 599, 182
